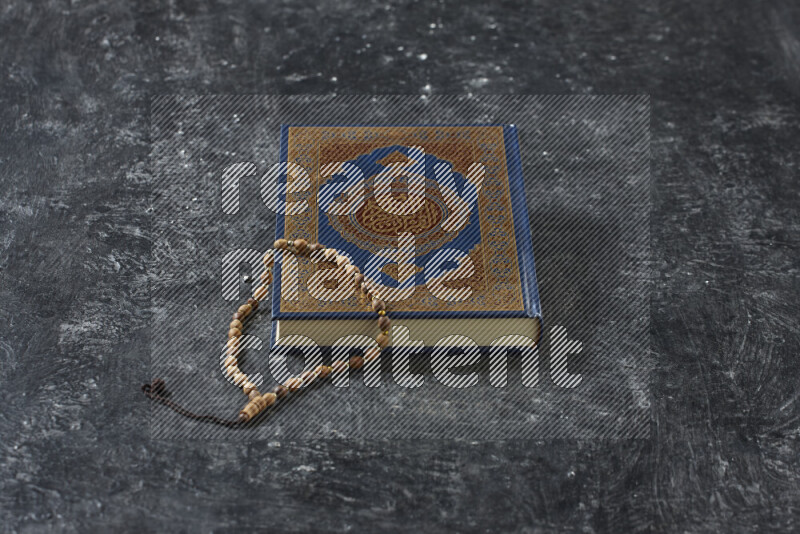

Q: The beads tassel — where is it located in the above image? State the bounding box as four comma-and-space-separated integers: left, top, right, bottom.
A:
187, 239, 392, 424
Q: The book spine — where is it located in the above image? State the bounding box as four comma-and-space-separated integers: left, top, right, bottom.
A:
503, 125, 542, 320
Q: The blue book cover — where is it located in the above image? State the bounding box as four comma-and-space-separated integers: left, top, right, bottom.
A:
270, 124, 541, 348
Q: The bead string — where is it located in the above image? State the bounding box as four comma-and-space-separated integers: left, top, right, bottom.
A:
142, 238, 391, 427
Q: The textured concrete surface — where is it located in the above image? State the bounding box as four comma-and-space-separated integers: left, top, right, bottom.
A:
0, 0, 798, 532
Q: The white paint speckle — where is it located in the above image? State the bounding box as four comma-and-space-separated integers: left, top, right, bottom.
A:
294, 465, 316, 473
469, 77, 489, 88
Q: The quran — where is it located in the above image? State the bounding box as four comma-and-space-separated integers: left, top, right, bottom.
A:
270, 124, 541, 349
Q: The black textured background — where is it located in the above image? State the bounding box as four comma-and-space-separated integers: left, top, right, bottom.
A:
0, 1, 798, 532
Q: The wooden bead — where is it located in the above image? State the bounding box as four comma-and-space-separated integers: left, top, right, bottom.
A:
239, 395, 268, 421
261, 270, 273, 283
247, 297, 258, 310
335, 255, 349, 267
349, 356, 364, 370
248, 389, 261, 400
232, 371, 247, 385
237, 304, 252, 316
260, 392, 277, 408
285, 377, 303, 391
294, 239, 308, 253
274, 239, 289, 250
364, 347, 381, 363
378, 316, 391, 331
226, 345, 240, 357
228, 328, 242, 338
254, 395, 268, 409
242, 381, 257, 395
230, 319, 243, 331
226, 336, 241, 347
263, 251, 275, 267
273, 385, 289, 399
300, 369, 319, 385
345, 264, 358, 276
223, 355, 238, 368
253, 284, 269, 301
331, 360, 348, 373
324, 248, 337, 261
354, 273, 365, 286
316, 365, 332, 379
239, 408, 258, 423
371, 299, 385, 312
310, 243, 325, 252
376, 333, 390, 348
232, 312, 243, 321
225, 365, 240, 377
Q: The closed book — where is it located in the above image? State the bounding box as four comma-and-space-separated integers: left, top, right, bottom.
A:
270, 124, 541, 349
